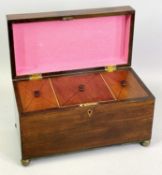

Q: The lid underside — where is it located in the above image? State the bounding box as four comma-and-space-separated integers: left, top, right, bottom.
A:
12, 14, 132, 76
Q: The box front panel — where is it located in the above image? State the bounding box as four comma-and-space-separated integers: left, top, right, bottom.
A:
20, 100, 154, 159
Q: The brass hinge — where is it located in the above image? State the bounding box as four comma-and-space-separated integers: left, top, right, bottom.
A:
29, 74, 42, 80
79, 102, 98, 107
105, 65, 117, 72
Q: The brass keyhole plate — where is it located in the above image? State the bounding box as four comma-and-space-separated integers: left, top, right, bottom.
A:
87, 109, 93, 117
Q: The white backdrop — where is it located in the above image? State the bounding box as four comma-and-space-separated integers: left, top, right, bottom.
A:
0, 0, 162, 175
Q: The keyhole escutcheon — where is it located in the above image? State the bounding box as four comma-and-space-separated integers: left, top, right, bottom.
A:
87, 109, 93, 117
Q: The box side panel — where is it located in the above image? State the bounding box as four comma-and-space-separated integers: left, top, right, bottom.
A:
12, 86, 23, 160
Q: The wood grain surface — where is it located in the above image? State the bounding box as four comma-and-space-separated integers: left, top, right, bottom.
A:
21, 100, 154, 159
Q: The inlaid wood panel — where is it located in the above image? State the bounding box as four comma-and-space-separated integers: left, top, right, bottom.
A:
15, 79, 59, 112
51, 73, 114, 106
101, 70, 148, 100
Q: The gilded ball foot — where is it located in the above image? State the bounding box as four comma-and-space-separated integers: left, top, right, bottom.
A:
140, 140, 151, 147
21, 159, 31, 166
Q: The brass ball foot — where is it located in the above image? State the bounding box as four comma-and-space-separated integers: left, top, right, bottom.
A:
140, 140, 151, 147
21, 159, 31, 166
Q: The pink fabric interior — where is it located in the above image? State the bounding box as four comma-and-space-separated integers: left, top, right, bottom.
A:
12, 15, 131, 76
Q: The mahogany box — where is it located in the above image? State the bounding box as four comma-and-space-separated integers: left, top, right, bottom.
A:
7, 6, 155, 166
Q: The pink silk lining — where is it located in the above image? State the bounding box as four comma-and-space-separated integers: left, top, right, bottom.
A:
12, 15, 131, 76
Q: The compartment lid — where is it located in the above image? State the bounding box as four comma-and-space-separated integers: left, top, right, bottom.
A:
7, 6, 135, 79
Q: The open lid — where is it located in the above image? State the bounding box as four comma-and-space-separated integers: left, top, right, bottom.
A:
7, 6, 135, 79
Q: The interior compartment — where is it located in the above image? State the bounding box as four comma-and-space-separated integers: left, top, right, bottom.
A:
15, 69, 148, 113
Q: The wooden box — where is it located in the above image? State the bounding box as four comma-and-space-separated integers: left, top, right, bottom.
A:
7, 6, 155, 166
